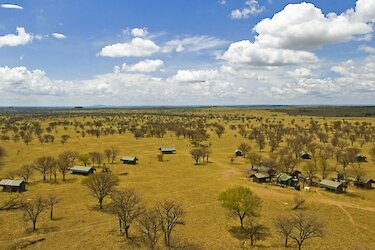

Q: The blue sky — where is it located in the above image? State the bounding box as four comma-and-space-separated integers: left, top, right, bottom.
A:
0, 0, 374, 106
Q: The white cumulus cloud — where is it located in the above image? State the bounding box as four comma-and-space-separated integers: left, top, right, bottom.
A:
254, 2, 373, 51
222, 40, 318, 66
0, 66, 68, 95
1, 4, 23, 9
98, 37, 160, 57
130, 28, 148, 37
115, 59, 164, 73
223, 0, 375, 67
51, 33, 67, 39
0, 27, 33, 48
231, 0, 265, 19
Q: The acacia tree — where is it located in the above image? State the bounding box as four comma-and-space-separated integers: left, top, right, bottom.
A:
157, 200, 185, 247
138, 208, 161, 250
218, 186, 261, 229
21, 196, 47, 231
190, 148, 204, 165
110, 189, 144, 238
83, 172, 119, 209
34, 156, 56, 181
214, 124, 225, 138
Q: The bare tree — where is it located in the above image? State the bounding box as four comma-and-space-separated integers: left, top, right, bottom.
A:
237, 143, 251, 158
292, 195, 305, 210
34, 156, 55, 181
21, 196, 47, 231
138, 208, 161, 250
0, 194, 21, 210
200, 145, 212, 163
18, 164, 34, 183
110, 189, 144, 238
57, 153, 72, 181
229, 219, 270, 247
157, 200, 185, 247
190, 148, 204, 165
289, 213, 324, 250
60, 134, 70, 144
78, 154, 90, 166
83, 172, 119, 209
104, 149, 112, 164
319, 157, 331, 179
214, 124, 225, 138
255, 134, 266, 151
110, 147, 119, 163
370, 145, 375, 163
247, 152, 262, 168
275, 216, 294, 247
46, 195, 59, 220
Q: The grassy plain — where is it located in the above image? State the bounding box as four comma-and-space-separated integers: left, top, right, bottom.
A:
0, 107, 374, 249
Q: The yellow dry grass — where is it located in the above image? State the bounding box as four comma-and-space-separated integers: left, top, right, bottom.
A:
0, 108, 374, 249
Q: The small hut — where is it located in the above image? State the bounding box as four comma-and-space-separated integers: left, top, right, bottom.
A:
356, 154, 367, 163
235, 149, 244, 157
159, 147, 176, 154
253, 173, 271, 183
299, 151, 311, 159
0, 179, 26, 192
320, 179, 346, 194
120, 156, 138, 165
354, 178, 374, 189
70, 166, 95, 175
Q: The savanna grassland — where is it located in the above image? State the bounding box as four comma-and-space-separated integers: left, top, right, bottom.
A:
0, 107, 374, 250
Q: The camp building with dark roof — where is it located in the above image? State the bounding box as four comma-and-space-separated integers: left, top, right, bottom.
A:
353, 178, 374, 189
0, 179, 26, 192
299, 151, 311, 159
120, 156, 138, 165
235, 149, 244, 157
356, 154, 367, 163
159, 147, 176, 154
253, 173, 271, 183
277, 173, 298, 187
320, 179, 347, 193
70, 166, 95, 175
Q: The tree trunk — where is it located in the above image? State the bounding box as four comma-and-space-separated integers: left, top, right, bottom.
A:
33, 220, 36, 231
125, 226, 129, 238
240, 215, 244, 229
50, 208, 53, 220
284, 237, 288, 247
99, 198, 103, 209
